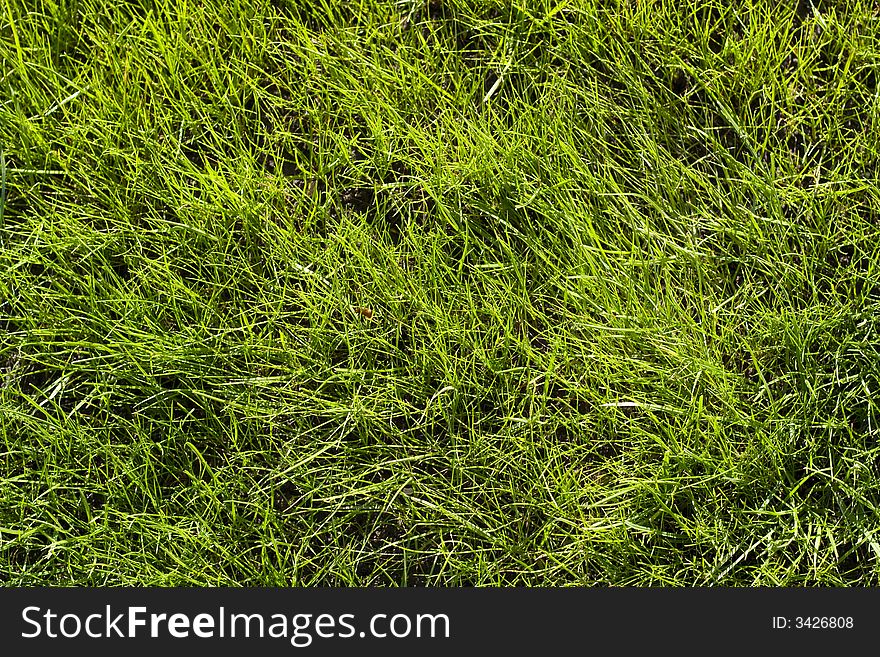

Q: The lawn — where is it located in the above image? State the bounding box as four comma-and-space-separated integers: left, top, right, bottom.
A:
1, 0, 879, 586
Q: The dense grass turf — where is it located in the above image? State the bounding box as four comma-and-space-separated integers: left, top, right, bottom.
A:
2, 0, 880, 585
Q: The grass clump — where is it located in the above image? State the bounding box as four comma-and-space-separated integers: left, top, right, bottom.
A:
1, 0, 879, 585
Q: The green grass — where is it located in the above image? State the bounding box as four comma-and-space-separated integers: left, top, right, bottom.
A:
1, 0, 879, 586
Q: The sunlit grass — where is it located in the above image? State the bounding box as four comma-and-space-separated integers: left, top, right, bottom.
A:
1, 0, 879, 585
